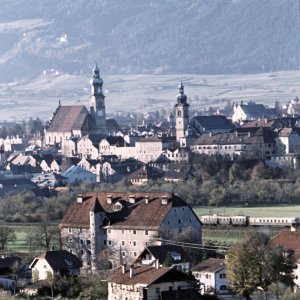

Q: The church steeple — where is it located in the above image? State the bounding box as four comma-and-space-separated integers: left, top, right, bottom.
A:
175, 81, 189, 142
89, 64, 106, 134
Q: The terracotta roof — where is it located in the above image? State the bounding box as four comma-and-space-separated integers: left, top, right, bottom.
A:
106, 265, 192, 285
59, 192, 192, 230
270, 230, 300, 262
47, 105, 91, 132
191, 258, 225, 273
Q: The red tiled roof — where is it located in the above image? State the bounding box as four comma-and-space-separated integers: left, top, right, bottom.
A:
47, 105, 90, 132
192, 258, 225, 273
270, 230, 300, 262
59, 192, 190, 230
106, 265, 192, 285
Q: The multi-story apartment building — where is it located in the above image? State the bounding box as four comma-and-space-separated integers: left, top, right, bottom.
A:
59, 192, 202, 271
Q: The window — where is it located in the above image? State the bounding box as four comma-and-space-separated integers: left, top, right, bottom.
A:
133, 230, 137, 235
68, 227, 72, 233
122, 230, 125, 234
178, 219, 182, 224
122, 251, 126, 257
156, 287, 160, 293
134, 252, 137, 257
145, 230, 148, 235
108, 240, 112, 245
133, 241, 137, 246
122, 241, 125, 246
104, 240, 107, 245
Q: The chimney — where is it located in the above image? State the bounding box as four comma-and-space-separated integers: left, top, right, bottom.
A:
234, 130, 238, 137
129, 195, 136, 204
209, 132, 212, 138
122, 264, 127, 274
161, 195, 168, 205
107, 194, 112, 204
145, 195, 149, 204
77, 194, 83, 203
248, 131, 251, 138
155, 259, 160, 269
129, 265, 135, 278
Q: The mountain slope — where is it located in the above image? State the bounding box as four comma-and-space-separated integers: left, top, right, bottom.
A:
0, 0, 298, 81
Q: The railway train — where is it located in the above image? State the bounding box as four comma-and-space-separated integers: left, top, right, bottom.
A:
200, 214, 300, 227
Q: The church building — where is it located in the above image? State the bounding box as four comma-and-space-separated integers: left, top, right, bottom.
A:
44, 64, 107, 146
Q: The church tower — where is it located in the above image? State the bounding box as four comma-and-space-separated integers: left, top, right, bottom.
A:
89, 64, 106, 134
175, 81, 189, 142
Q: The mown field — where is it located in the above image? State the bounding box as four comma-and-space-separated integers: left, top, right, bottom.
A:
193, 205, 300, 218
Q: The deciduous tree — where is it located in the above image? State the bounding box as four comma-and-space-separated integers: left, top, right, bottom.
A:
226, 232, 295, 299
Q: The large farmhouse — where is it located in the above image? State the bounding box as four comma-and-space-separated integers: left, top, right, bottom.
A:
59, 192, 202, 271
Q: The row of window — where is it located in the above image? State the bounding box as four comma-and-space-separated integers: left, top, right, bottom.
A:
103, 229, 149, 235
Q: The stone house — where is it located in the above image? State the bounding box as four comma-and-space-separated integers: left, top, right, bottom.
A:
128, 165, 163, 186
190, 127, 276, 159
61, 165, 96, 185
59, 192, 202, 271
30, 250, 81, 281
192, 258, 228, 295
78, 157, 102, 182
277, 128, 300, 154
106, 264, 200, 300
77, 135, 100, 160
136, 245, 190, 272
232, 102, 279, 123
163, 147, 189, 162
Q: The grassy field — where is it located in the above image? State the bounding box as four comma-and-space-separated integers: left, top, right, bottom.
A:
193, 205, 300, 218
4, 224, 59, 254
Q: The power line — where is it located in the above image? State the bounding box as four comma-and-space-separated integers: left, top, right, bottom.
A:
154, 238, 230, 252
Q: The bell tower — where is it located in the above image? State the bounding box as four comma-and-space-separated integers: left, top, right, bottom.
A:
175, 81, 189, 142
89, 64, 106, 134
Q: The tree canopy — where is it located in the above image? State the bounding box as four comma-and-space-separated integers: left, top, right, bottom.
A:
226, 231, 295, 299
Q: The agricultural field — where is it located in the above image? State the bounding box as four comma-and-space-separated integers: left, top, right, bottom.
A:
194, 204, 300, 218
4, 224, 59, 255
0, 70, 299, 121
194, 205, 297, 245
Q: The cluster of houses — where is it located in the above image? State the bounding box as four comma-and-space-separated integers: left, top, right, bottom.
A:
0, 67, 300, 197
1, 66, 300, 298
2, 191, 300, 299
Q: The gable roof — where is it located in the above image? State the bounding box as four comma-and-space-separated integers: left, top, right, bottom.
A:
47, 105, 91, 132
31, 250, 81, 270
191, 115, 233, 131
270, 230, 300, 262
137, 245, 190, 265
59, 192, 198, 230
192, 127, 275, 145
106, 265, 193, 286
191, 258, 225, 273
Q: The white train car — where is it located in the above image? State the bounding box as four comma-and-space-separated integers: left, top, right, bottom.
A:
200, 214, 218, 225
218, 216, 231, 225
231, 215, 248, 226
248, 217, 297, 227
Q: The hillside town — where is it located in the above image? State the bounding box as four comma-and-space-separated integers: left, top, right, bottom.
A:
0, 64, 299, 300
